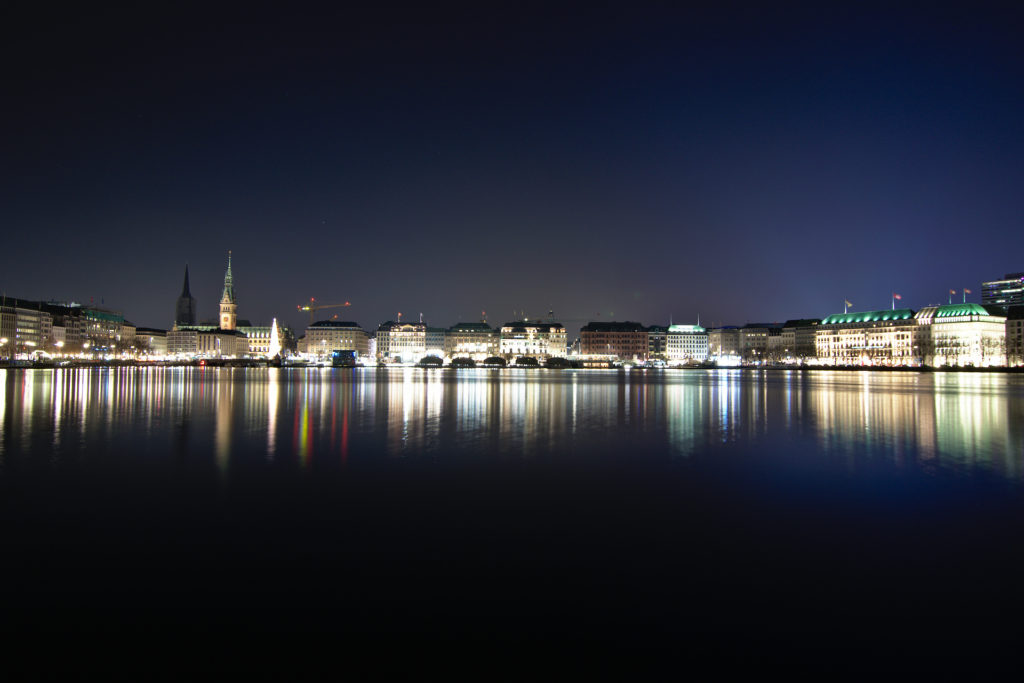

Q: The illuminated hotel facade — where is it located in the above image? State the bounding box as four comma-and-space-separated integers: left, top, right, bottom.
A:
814, 305, 1007, 367
445, 322, 499, 361
376, 321, 427, 362
814, 309, 919, 366
914, 304, 1006, 367
666, 324, 708, 363
499, 321, 567, 360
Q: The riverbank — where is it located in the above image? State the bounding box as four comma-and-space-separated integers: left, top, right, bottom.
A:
2, 359, 1022, 372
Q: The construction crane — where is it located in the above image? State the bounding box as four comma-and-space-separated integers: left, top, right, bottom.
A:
297, 297, 351, 325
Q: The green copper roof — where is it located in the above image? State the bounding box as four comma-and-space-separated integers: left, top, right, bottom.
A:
934, 303, 989, 318
821, 309, 914, 325
221, 251, 235, 303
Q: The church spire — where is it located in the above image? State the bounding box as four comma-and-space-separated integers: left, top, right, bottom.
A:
221, 250, 235, 304
174, 263, 197, 326
219, 250, 238, 330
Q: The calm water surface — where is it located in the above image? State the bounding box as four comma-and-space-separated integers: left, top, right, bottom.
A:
3, 367, 1024, 674
3, 367, 1022, 476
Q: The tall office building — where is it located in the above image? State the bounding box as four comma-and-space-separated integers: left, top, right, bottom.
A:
982, 272, 1024, 307
174, 265, 197, 326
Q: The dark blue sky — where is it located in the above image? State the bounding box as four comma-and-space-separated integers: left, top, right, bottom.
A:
3, 3, 1023, 333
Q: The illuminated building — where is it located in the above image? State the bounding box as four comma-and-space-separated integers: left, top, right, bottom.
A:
197, 328, 246, 357
779, 319, 820, 361
0, 297, 52, 357
982, 272, 1024, 307
738, 323, 781, 362
814, 309, 918, 366
239, 322, 293, 357
426, 327, 446, 358
168, 325, 246, 357
376, 321, 427, 362
304, 320, 369, 359
707, 327, 740, 360
500, 321, 567, 360
445, 322, 499, 360
1006, 306, 1024, 367
219, 251, 237, 331
135, 327, 168, 356
579, 321, 649, 360
174, 265, 197, 326
666, 324, 708, 363
168, 327, 200, 355
914, 304, 1006, 367
647, 325, 668, 357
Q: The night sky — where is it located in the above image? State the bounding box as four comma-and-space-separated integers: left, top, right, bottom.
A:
4, 3, 1023, 333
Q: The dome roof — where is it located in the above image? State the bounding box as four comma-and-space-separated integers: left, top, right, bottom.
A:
821, 309, 914, 325
934, 303, 990, 318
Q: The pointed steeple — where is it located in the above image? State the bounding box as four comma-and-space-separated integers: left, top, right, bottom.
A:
221, 251, 235, 304
174, 263, 197, 326
219, 250, 238, 330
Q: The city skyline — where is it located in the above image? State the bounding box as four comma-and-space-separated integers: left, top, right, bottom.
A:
4, 5, 1024, 331
0, 258, 1013, 336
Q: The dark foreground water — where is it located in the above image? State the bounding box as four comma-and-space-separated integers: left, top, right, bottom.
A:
3, 367, 1024, 676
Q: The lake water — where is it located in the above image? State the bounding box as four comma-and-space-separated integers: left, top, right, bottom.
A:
3, 367, 1024, 674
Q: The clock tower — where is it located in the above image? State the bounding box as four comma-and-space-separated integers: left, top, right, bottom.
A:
219, 251, 237, 331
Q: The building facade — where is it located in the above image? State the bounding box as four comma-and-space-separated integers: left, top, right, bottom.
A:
1006, 306, 1024, 367
0, 298, 53, 357
707, 327, 741, 360
666, 324, 708, 363
304, 320, 369, 359
814, 309, 919, 366
579, 322, 649, 360
135, 328, 168, 356
445, 322, 499, 360
376, 321, 427, 362
914, 304, 1006, 367
738, 324, 780, 362
647, 325, 668, 358
425, 327, 446, 358
499, 321, 567, 360
982, 272, 1024, 307
778, 319, 820, 362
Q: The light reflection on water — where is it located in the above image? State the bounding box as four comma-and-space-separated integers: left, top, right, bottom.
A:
1, 367, 1022, 479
